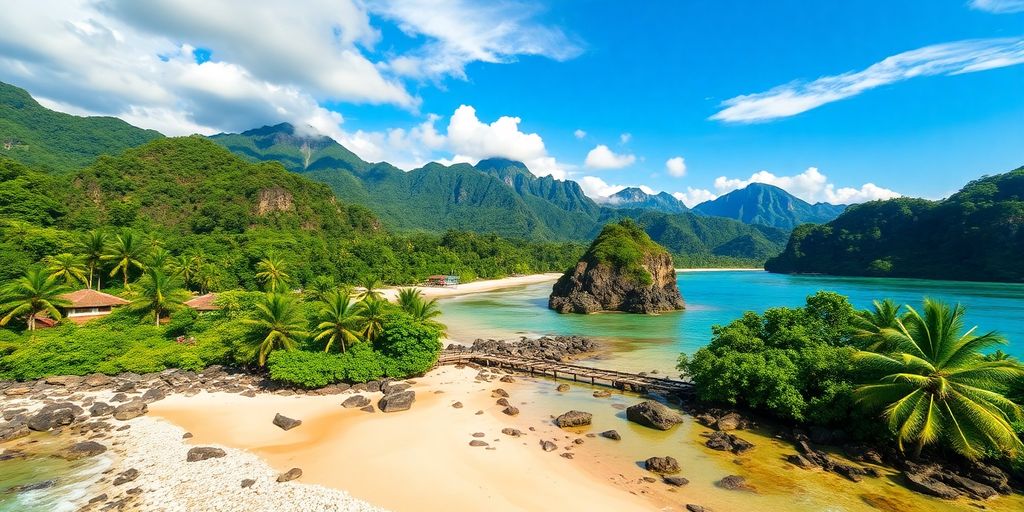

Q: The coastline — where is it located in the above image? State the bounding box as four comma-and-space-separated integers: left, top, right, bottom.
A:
378, 273, 561, 301
675, 267, 764, 272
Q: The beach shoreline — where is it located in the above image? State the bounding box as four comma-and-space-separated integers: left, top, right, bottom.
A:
378, 273, 561, 301
675, 267, 764, 272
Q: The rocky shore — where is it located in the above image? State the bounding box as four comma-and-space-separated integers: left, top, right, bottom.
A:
451, 335, 599, 361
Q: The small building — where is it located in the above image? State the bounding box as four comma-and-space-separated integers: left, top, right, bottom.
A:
60, 289, 130, 324
184, 293, 220, 312
425, 275, 460, 287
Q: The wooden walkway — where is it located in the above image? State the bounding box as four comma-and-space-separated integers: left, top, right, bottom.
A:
436, 349, 692, 395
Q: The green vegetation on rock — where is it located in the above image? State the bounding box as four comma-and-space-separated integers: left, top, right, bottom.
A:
586, 219, 666, 286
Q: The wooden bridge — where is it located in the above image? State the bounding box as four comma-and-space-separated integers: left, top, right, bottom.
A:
436, 349, 693, 395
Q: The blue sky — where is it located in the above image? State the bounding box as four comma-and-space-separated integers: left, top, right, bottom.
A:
1, 1, 1022, 205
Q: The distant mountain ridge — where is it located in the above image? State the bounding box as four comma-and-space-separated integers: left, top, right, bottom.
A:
605, 187, 689, 214
692, 183, 846, 229
208, 123, 789, 263
0, 82, 161, 173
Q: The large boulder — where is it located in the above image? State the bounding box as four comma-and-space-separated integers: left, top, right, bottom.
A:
28, 403, 83, 431
341, 395, 370, 409
378, 390, 415, 413
272, 413, 302, 431
113, 400, 148, 421
554, 410, 592, 428
549, 220, 684, 314
57, 441, 107, 460
644, 456, 680, 474
626, 400, 683, 430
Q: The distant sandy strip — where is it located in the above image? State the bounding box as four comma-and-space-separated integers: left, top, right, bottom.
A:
378, 273, 561, 301
675, 267, 764, 272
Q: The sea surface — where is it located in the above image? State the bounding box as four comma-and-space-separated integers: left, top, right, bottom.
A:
440, 270, 1024, 373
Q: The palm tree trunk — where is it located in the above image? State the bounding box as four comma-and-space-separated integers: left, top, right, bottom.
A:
88, 265, 94, 290
28, 312, 35, 331
155, 310, 161, 326
913, 437, 925, 459
123, 268, 129, 287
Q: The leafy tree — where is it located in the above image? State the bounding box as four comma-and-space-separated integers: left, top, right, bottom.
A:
359, 277, 382, 301
313, 290, 362, 353
45, 253, 87, 287
78, 230, 107, 289
0, 269, 70, 330
130, 268, 191, 325
854, 298, 1024, 459
244, 293, 305, 366
255, 255, 290, 293
306, 275, 337, 302
397, 288, 445, 334
103, 231, 150, 286
356, 296, 387, 342
171, 254, 198, 289
148, 248, 174, 271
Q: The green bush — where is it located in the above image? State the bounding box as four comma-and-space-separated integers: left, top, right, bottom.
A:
375, 312, 442, 376
266, 350, 346, 388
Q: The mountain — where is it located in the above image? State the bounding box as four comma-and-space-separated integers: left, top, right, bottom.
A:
765, 167, 1024, 282
605, 187, 689, 214
0, 81, 162, 173
208, 123, 788, 264
692, 183, 846, 229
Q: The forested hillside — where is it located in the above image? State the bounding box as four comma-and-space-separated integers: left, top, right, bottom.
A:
766, 167, 1024, 282
0, 82, 161, 173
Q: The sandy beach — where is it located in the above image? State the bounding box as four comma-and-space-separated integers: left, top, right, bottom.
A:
149, 366, 656, 512
377, 273, 562, 302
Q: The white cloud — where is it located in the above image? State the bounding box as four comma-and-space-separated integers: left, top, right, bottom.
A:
665, 156, 687, 177
368, 0, 582, 81
711, 37, 1024, 123
712, 167, 901, 204
578, 176, 627, 200
672, 188, 717, 207
573, 129, 587, 139
971, 0, 1024, 13
619, 133, 632, 144
0, 0, 580, 138
584, 144, 636, 169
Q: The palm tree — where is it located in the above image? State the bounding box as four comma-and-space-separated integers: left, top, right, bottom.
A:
358, 277, 382, 301
171, 254, 198, 289
130, 268, 191, 325
255, 255, 290, 293
853, 298, 1024, 459
355, 296, 387, 342
245, 293, 306, 367
78, 230, 107, 289
0, 269, 70, 331
851, 298, 905, 351
314, 290, 362, 353
103, 232, 150, 287
148, 248, 174, 271
306, 275, 337, 302
397, 288, 446, 334
194, 263, 224, 294
396, 287, 422, 312
44, 253, 88, 287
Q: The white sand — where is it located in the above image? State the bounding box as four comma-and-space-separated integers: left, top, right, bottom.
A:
377, 273, 561, 301
149, 366, 656, 512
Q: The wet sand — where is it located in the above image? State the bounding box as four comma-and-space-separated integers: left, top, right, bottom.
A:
150, 366, 655, 512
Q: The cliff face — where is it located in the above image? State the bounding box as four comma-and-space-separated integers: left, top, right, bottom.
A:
548, 220, 685, 314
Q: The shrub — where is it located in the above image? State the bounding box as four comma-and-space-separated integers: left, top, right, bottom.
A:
375, 312, 442, 377
266, 350, 346, 388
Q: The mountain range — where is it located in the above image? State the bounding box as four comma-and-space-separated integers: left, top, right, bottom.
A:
0, 80, 846, 265
691, 183, 847, 230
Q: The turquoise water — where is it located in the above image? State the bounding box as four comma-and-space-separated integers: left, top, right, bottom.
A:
440, 271, 1024, 373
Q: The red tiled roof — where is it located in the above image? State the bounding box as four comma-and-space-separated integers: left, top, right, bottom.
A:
61, 289, 130, 308
184, 293, 220, 311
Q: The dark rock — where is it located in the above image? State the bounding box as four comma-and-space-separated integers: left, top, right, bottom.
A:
82, 374, 112, 387
663, 476, 689, 487
502, 406, 519, 416
341, 395, 370, 408
2, 408, 26, 421
241, 479, 256, 489
28, 403, 83, 431
625, 401, 683, 430
554, 410, 592, 428
365, 381, 381, 393
466, 336, 598, 363
556, 384, 570, 392
277, 468, 302, 482
491, 388, 509, 398
90, 402, 114, 418
548, 227, 685, 314
685, 505, 707, 512
186, 447, 226, 462
109, 393, 129, 403
380, 381, 410, 395
501, 428, 522, 437
499, 375, 515, 383
496, 398, 510, 407
272, 413, 302, 431
58, 441, 107, 460
378, 390, 415, 412
141, 387, 166, 403
113, 400, 147, 421
45, 375, 83, 387
704, 431, 755, 454
560, 452, 574, 459
592, 390, 611, 398
717, 475, 753, 491
600, 430, 621, 441
715, 412, 744, 431
89, 494, 107, 504
645, 456, 680, 474
469, 440, 489, 447
8, 479, 56, 492
183, 432, 193, 439
113, 469, 139, 486
541, 440, 557, 452
903, 470, 961, 499
360, 405, 375, 413
451, 401, 463, 409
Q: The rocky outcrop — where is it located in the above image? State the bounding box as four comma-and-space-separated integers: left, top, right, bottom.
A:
554, 410, 592, 428
378, 390, 415, 413
704, 431, 755, 454
644, 456, 680, 474
456, 336, 597, 362
186, 447, 226, 462
548, 220, 684, 314
272, 413, 302, 431
341, 395, 370, 408
256, 187, 295, 215
626, 400, 684, 430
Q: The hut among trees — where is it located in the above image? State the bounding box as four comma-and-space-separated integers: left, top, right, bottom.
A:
60, 289, 129, 324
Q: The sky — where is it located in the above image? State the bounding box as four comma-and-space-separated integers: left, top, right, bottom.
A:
1, 1, 1022, 206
